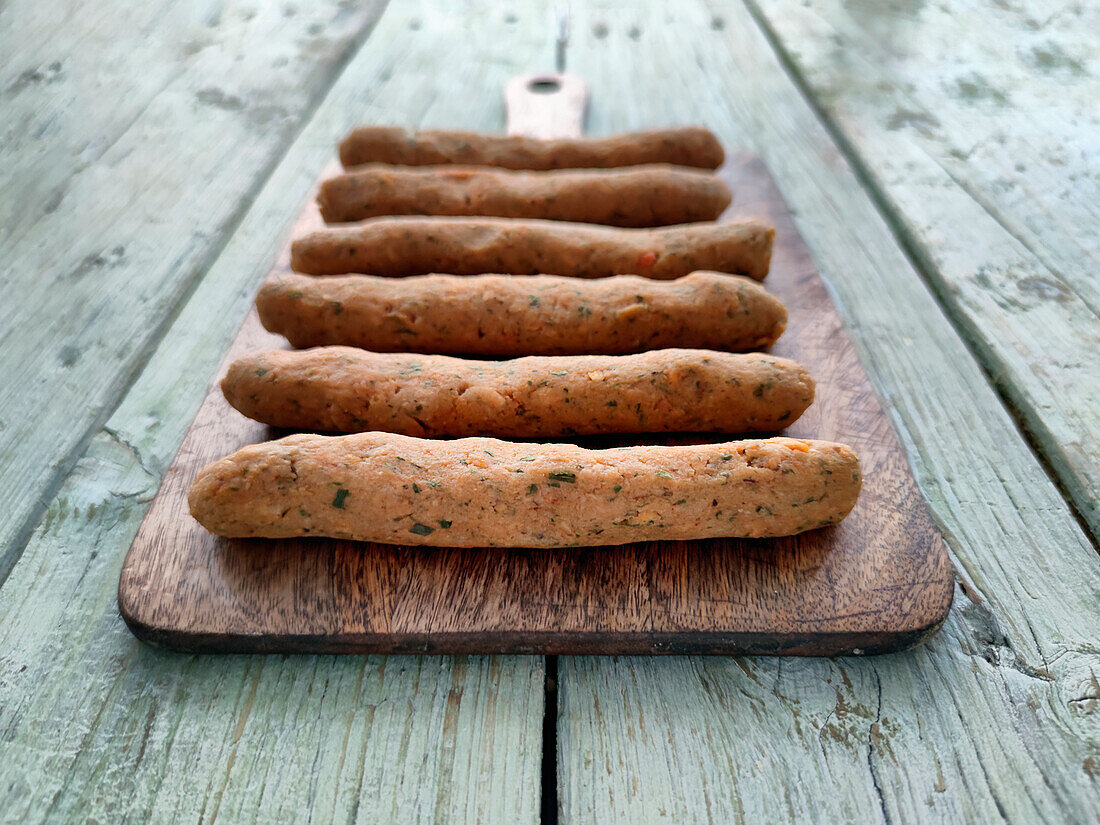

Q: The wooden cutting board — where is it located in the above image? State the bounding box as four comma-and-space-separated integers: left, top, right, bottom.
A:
118, 77, 953, 655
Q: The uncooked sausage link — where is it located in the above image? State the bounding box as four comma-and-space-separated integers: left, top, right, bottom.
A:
290, 217, 774, 280
188, 433, 861, 546
221, 347, 814, 437
257, 271, 787, 355
339, 126, 725, 170
317, 164, 732, 226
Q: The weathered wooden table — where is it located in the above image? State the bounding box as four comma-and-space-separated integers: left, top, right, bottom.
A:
1, 1, 1096, 822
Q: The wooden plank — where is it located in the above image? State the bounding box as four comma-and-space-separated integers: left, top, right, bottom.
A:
0, 3, 554, 821
555, 1, 1100, 822
118, 152, 951, 656
0, 0, 388, 578
747, 0, 1100, 538
0, 437, 543, 824
3, 0, 1095, 819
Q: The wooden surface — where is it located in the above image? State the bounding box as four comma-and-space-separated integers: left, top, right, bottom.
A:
119, 153, 952, 656
0, 0, 391, 580
749, 0, 1100, 539
0, 4, 545, 824
2, 0, 1098, 822
558, 3, 1100, 822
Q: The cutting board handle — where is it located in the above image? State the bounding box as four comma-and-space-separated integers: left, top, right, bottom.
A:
504, 73, 588, 139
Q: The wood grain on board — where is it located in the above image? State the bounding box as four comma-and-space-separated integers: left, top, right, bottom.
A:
118, 151, 953, 655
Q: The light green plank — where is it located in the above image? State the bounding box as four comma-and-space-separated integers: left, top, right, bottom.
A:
0, 2, 556, 822
747, 0, 1100, 537
557, 2, 1099, 823
5, 0, 1097, 821
0, 433, 542, 824
0, 0, 387, 577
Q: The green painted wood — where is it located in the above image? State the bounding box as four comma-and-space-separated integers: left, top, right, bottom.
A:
0, 435, 543, 824
0, 0, 388, 578
746, 0, 1100, 538
554, 1, 1100, 822
0, 2, 554, 822
3, 0, 1097, 821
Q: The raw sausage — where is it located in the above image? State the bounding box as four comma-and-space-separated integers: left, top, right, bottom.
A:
188, 433, 861, 546
290, 217, 774, 280
257, 271, 787, 355
317, 164, 731, 226
339, 125, 725, 170
221, 347, 814, 436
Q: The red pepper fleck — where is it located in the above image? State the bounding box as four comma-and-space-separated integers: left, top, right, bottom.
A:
637, 250, 658, 270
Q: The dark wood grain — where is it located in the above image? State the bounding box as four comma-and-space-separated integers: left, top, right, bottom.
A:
118, 152, 953, 655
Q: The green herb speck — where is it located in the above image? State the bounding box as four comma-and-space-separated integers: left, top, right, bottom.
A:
549, 471, 576, 483
527, 484, 538, 495
255, 368, 268, 377
412, 483, 421, 493
613, 485, 622, 493
439, 519, 452, 529
656, 469, 673, 479
332, 489, 350, 508
410, 523, 434, 536
529, 295, 540, 306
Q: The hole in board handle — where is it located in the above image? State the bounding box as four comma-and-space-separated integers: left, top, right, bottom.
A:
528, 77, 562, 94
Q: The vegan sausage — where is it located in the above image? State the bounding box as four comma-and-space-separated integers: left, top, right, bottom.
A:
257, 271, 786, 355
290, 217, 774, 280
188, 433, 861, 546
222, 347, 814, 437
339, 125, 725, 170
317, 164, 731, 226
